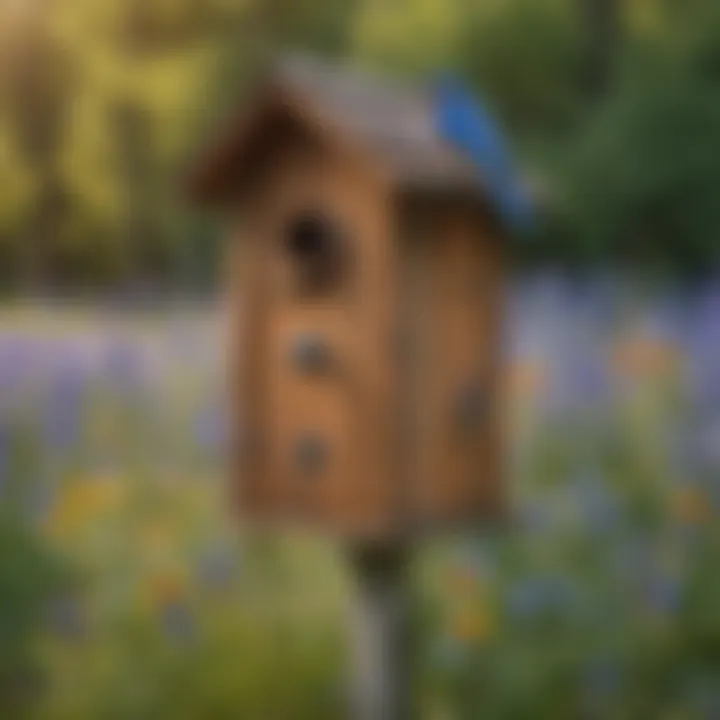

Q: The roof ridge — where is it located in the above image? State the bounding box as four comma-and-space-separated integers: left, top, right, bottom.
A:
273, 52, 430, 103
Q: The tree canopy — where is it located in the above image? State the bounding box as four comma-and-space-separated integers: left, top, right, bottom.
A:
0, 0, 718, 291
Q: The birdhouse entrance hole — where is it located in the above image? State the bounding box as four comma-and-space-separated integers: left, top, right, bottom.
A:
284, 210, 347, 296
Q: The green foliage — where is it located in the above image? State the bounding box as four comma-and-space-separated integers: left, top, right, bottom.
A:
418, 423, 720, 719
2, 0, 720, 285
560, 37, 720, 276
352, 0, 465, 76
459, 0, 586, 138
0, 518, 69, 715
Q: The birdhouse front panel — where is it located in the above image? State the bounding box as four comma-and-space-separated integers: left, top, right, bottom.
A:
230, 124, 399, 536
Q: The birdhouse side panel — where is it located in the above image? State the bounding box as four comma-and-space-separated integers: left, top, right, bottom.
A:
399, 207, 506, 530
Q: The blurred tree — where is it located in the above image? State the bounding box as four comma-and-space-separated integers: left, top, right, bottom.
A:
559, 2, 720, 277
0, 121, 35, 282
0, 0, 255, 292
1, 8, 73, 291
52, 0, 229, 292
1, 0, 720, 286
458, 0, 586, 139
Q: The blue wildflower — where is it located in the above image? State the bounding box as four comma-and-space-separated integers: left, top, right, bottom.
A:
0, 337, 34, 391
519, 503, 548, 534
644, 572, 683, 616
197, 548, 236, 590
506, 576, 552, 619
161, 602, 196, 641
575, 471, 621, 533
507, 574, 580, 619
684, 288, 720, 412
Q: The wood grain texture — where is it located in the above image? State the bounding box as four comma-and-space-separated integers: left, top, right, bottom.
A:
230, 116, 398, 536
397, 201, 506, 532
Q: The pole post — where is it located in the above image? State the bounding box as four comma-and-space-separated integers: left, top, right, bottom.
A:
347, 543, 411, 720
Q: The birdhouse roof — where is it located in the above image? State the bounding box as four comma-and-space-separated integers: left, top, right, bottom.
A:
273, 55, 481, 186
188, 54, 528, 227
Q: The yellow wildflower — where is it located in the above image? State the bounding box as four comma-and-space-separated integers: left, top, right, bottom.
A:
612, 337, 680, 379
48, 477, 124, 536
147, 569, 188, 608
141, 520, 177, 557
673, 487, 711, 525
449, 603, 494, 643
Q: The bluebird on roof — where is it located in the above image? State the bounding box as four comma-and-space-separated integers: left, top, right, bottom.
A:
188, 54, 531, 233
435, 74, 532, 233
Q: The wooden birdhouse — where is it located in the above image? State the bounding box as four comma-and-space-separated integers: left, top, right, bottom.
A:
189, 56, 526, 540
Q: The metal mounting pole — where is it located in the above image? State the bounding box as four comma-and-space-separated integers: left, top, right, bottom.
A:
348, 543, 411, 720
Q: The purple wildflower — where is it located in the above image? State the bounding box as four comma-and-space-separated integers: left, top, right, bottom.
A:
697, 419, 720, 471
546, 353, 606, 417
0, 424, 8, 492
0, 337, 35, 391
195, 404, 228, 452
103, 341, 144, 393
42, 362, 86, 450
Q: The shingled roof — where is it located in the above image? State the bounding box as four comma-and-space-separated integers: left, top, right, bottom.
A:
188, 54, 485, 204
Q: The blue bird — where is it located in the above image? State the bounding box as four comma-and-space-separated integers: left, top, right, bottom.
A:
434, 75, 532, 234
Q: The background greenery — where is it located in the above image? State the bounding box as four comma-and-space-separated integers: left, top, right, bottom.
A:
1, 0, 720, 293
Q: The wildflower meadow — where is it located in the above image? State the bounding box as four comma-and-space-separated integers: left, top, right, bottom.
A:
2, 276, 720, 719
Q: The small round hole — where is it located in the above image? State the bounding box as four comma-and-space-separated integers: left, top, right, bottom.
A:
284, 211, 346, 295
293, 434, 328, 476
289, 332, 331, 375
